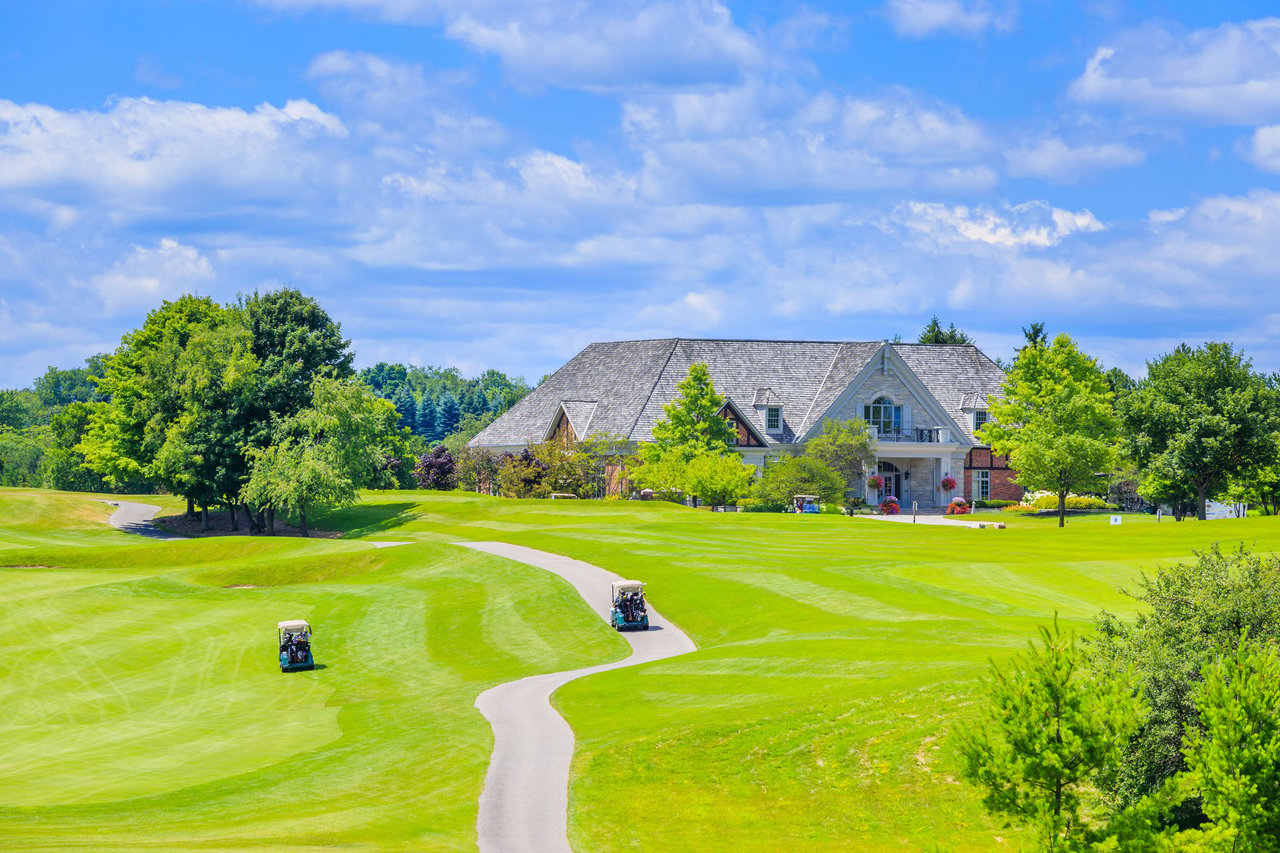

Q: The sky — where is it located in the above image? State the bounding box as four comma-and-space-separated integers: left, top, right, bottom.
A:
2, 0, 1280, 389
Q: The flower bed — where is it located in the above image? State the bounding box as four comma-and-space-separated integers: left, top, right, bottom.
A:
946, 497, 970, 515
880, 495, 900, 515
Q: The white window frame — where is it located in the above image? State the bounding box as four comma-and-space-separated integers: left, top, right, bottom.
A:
766, 406, 781, 431
977, 470, 990, 501
863, 396, 901, 435
974, 409, 990, 431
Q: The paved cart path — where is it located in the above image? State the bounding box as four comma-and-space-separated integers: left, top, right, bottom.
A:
461, 542, 697, 853
96, 500, 188, 541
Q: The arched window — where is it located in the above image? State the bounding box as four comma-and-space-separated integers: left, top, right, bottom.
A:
864, 396, 902, 435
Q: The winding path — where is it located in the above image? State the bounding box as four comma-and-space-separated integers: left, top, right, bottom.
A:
460, 542, 697, 853
96, 500, 188, 541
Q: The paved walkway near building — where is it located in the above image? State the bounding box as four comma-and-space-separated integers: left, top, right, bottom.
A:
460, 542, 697, 853
96, 499, 189, 540
856, 512, 1005, 529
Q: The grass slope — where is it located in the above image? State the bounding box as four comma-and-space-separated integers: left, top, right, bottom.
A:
1, 488, 1276, 850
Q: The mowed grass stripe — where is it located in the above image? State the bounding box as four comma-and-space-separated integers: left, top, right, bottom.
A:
3, 488, 1279, 850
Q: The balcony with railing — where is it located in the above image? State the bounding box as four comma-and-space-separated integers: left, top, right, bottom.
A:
873, 426, 952, 443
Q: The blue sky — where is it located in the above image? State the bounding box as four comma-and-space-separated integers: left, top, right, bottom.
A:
3, 1, 1280, 388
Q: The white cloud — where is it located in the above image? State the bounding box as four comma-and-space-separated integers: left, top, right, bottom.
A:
261, 0, 765, 90
0, 97, 347, 217
90, 239, 215, 316
1246, 125, 1280, 172
883, 0, 1015, 38
896, 200, 1104, 249
624, 81, 994, 200
306, 50, 504, 153
1005, 137, 1145, 183
1069, 19, 1280, 124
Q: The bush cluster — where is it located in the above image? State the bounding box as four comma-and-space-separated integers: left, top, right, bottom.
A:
1001, 504, 1039, 513
1030, 494, 1115, 510
975, 499, 1017, 509
738, 497, 787, 513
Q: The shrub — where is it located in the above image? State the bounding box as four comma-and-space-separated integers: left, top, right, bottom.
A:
819, 503, 845, 515
741, 499, 787, 513
976, 499, 1017, 509
946, 497, 970, 515
1002, 504, 1039, 513
880, 495, 900, 515
1031, 494, 1112, 511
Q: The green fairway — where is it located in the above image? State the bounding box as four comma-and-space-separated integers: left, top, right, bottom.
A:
2, 489, 1277, 850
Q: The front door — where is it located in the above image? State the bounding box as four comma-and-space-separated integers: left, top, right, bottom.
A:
878, 461, 903, 502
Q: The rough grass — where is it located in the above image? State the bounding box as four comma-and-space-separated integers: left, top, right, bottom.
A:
2, 487, 1276, 850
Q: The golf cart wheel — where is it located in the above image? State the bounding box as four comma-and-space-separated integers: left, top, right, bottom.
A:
642, 624, 649, 631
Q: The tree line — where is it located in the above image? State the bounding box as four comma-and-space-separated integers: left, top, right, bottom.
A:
981, 330, 1280, 525
0, 294, 534, 518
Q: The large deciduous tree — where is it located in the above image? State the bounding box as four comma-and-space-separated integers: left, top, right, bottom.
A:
244, 377, 398, 535
979, 333, 1117, 527
241, 288, 354, 439
1121, 342, 1280, 521
80, 294, 228, 496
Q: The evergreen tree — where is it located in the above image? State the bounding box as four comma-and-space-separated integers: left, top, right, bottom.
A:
391, 385, 417, 433
415, 395, 437, 440
917, 315, 974, 345
437, 392, 461, 437
958, 618, 1145, 851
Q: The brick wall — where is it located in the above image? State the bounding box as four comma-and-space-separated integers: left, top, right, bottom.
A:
963, 448, 1024, 502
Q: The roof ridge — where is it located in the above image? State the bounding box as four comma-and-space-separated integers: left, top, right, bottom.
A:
627, 338, 680, 440
797, 343, 846, 436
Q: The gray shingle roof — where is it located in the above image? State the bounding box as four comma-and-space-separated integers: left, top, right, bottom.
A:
894, 344, 1006, 443
470, 338, 1006, 449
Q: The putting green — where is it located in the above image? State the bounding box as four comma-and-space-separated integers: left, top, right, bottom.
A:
2, 488, 1277, 850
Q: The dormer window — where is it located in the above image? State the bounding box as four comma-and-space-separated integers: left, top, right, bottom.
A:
766, 406, 781, 431
974, 409, 989, 430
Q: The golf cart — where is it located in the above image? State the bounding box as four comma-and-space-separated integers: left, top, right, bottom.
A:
794, 494, 820, 513
610, 580, 649, 631
278, 619, 315, 672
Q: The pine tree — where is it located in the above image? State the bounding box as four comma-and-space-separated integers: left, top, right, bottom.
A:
415, 395, 437, 441
437, 392, 461, 437
391, 385, 417, 433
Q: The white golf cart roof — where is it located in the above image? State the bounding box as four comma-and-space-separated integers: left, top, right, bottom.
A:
611, 580, 645, 596
278, 619, 311, 632
794, 494, 819, 500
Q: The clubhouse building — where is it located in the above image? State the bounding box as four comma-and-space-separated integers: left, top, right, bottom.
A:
470, 338, 1022, 508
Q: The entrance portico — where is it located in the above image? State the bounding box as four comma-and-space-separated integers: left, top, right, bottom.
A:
864, 433, 966, 508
